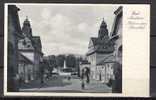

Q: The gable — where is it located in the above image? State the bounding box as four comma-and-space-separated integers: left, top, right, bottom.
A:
19, 53, 34, 64
18, 37, 34, 50
89, 37, 99, 48
88, 39, 94, 48
20, 52, 34, 63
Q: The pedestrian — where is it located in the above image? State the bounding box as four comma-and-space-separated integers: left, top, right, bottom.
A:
40, 76, 44, 87
86, 68, 90, 84
81, 69, 85, 89
19, 75, 22, 88
81, 79, 85, 89
68, 76, 71, 80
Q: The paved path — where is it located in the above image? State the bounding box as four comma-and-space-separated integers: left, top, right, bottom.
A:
20, 75, 112, 93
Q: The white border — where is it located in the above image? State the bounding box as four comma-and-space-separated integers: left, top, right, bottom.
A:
4, 3, 150, 97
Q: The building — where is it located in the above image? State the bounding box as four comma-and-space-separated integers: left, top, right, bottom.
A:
8, 5, 23, 91
110, 6, 122, 78
32, 36, 43, 79
85, 6, 122, 85
86, 19, 115, 80
18, 17, 35, 83
110, 6, 122, 65
18, 17, 43, 83
110, 6, 122, 93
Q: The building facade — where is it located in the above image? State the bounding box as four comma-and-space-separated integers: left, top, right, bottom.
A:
95, 55, 115, 83
8, 5, 23, 91
86, 19, 115, 82
18, 53, 34, 83
110, 6, 122, 93
18, 17, 43, 83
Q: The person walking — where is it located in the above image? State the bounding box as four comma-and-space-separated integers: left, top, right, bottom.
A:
81, 69, 85, 89
86, 67, 90, 84
81, 78, 85, 89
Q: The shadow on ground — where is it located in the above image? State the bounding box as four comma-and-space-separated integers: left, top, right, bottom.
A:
20, 76, 72, 89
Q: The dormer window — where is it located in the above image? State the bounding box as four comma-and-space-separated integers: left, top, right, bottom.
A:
22, 40, 26, 45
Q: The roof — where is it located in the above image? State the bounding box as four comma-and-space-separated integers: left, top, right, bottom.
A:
80, 60, 91, 65
114, 6, 122, 15
8, 5, 23, 39
86, 17, 116, 56
96, 55, 116, 65
32, 36, 43, 55
110, 6, 123, 37
91, 37, 98, 46
32, 36, 41, 47
8, 5, 20, 13
110, 34, 119, 42
86, 37, 114, 56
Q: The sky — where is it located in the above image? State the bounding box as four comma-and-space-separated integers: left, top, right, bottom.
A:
16, 4, 119, 56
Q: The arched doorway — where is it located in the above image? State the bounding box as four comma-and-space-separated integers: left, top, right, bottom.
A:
81, 67, 90, 84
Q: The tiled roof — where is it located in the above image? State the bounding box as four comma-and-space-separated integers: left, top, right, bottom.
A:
86, 37, 114, 56
32, 36, 41, 47
96, 55, 116, 65
32, 36, 43, 55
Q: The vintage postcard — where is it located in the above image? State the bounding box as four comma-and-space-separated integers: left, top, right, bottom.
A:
4, 3, 150, 97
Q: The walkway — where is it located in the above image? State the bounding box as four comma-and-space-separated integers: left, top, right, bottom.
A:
19, 75, 112, 93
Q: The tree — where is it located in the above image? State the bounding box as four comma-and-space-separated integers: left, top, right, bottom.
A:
56, 55, 65, 68
48, 55, 57, 73
76, 57, 81, 77
66, 54, 76, 68
43, 57, 51, 74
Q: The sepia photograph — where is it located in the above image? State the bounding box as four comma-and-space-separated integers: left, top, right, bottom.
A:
5, 4, 122, 94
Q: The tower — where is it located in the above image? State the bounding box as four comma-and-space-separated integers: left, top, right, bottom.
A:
22, 16, 32, 38
98, 18, 109, 39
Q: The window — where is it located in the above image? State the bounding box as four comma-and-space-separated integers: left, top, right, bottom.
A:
22, 40, 26, 45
